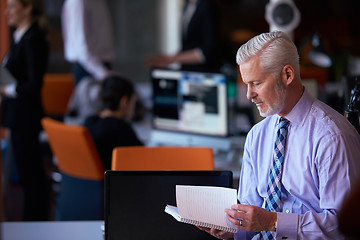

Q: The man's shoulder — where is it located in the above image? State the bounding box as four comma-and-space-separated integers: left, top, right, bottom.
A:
309, 99, 354, 133
293, 98, 360, 148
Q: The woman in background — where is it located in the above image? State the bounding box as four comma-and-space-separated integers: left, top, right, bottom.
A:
84, 75, 143, 170
0, 0, 50, 220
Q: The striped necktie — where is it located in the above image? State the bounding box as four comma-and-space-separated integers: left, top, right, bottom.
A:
254, 117, 290, 240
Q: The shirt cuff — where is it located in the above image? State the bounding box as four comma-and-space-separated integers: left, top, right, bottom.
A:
234, 229, 258, 240
276, 212, 299, 240
234, 229, 246, 239
4, 83, 17, 98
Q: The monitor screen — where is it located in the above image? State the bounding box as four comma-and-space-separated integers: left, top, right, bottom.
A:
104, 170, 233, 240
151, 69, 228, 137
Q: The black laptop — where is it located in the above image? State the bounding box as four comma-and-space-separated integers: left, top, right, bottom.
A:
104, 170, 233, 240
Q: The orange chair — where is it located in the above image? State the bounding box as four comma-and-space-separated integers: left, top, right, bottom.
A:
41, 73, 74, 117
111, 146, 214, 170
41, 117, 104, 220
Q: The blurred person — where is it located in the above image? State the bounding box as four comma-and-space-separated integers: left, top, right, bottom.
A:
83, 75, 143, 170
61, 0, 115, 84
65, 75, 103, 125
0, 0, 50, 221
147, 0, 222, 72
197, 31, 360, 239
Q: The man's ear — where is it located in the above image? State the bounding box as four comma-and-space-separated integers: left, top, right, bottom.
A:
281, 64, 295, 86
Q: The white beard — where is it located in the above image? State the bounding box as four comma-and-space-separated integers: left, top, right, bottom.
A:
258, 79, 287, 117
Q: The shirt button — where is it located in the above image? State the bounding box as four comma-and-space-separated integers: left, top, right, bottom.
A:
285, 209, 290, 213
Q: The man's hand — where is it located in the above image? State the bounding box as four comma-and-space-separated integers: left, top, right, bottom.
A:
225, 204, 277, 232
196, 225, 234, 239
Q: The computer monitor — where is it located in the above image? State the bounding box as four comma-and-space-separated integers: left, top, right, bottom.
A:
150, 68, 230, 150
104, 170, 233, 240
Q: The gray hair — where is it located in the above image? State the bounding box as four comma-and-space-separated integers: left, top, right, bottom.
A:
236, 31, 300, 79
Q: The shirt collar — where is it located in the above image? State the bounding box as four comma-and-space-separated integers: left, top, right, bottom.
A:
283, 88, 314, 127
13, 24, 31, 44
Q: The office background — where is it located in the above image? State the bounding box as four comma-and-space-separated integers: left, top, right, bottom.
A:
1, 0, 360, 225
27, 0, 360, 84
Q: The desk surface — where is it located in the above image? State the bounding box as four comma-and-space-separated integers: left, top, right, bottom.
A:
132, 114, 245, 183
2, 221, 104, 240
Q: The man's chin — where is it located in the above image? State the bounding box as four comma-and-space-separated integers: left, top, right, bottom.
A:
258, 107, 275, 118
256, 106, 267, 117
259, 112, 269, 118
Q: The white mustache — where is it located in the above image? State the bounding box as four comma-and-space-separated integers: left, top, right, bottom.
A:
251, 99, 262, 103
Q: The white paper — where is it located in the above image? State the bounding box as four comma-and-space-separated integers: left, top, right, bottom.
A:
175, 185, 237, 229
0, 67, 17, 85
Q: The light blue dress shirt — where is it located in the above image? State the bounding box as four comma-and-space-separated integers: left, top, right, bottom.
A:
235, 89, 360, 239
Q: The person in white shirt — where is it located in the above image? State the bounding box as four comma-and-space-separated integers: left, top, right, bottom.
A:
61, 0, 116, 84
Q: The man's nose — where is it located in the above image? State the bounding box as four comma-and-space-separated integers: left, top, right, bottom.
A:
246, 85, 256, 100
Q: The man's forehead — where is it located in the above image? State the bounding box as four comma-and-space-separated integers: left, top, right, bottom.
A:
239, 59, 265, 82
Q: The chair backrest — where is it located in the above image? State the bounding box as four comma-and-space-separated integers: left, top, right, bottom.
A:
41, 117, 104, 180
42, 73, 75, 116
111, 146, 214, 170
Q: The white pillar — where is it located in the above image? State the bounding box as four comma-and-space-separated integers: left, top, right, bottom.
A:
159, 0, 182, 54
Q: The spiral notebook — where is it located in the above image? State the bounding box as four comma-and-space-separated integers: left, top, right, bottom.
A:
165, 185, 238, 233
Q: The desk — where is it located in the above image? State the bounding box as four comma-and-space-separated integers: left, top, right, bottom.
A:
2, 221, 104, 240
132, 113, 245, 186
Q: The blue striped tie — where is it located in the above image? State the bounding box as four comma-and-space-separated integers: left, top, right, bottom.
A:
253, 117, 290, 240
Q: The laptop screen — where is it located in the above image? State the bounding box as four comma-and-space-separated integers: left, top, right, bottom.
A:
151, 68, 228, 137
104, 170, 233, 240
